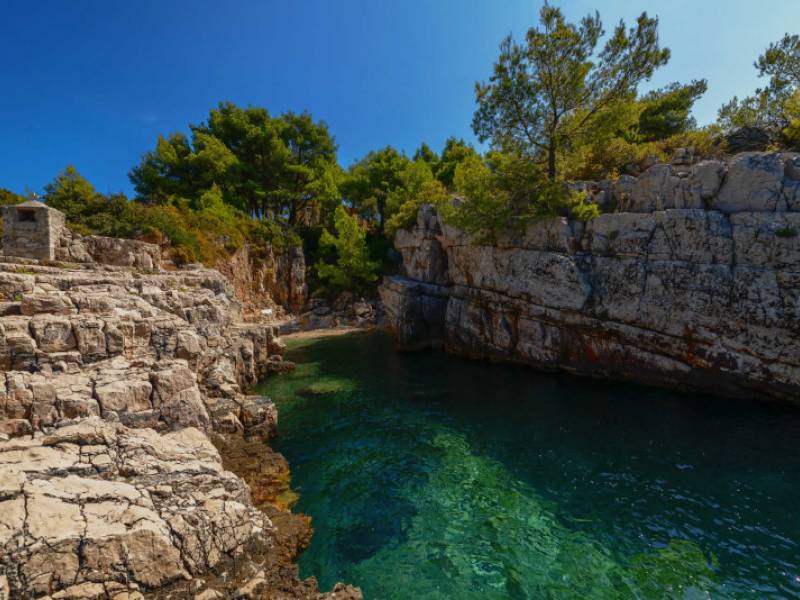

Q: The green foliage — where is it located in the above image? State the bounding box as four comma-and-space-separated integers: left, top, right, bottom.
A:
342, 146, 409, 233
315, 206, 380, 294
718, 33, 800, 145
41, 166, 298, 267
446, 155, 516, 240
782, 89, 800, 149
43, 166, 99, 218
434, 137, 480, 189
442, 153, 599, 242
342, 139, 480, 235
636, 80, 708, 141
755, 33, 800, 98
413, 143, 439, 166
775, 226, 798, 238
717, 92, 776, 132
563, 126, 723, 181
385, 160, 437, 227
386, 179, 450, 236
473, 4, 670, 180
0, 188, 25, 207
130, 102, 340, 226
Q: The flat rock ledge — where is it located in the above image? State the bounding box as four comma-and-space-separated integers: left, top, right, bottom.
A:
0, 256, 361, 599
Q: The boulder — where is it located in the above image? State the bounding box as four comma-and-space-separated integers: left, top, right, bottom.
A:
714, 152, 786, 212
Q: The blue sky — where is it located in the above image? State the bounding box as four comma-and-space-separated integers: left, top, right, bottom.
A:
2, 0, 799, 196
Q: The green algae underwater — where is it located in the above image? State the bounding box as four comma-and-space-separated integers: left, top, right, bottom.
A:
257, 331, 800, 599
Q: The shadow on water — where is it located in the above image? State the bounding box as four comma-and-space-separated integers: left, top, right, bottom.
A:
258, 331, 800, 599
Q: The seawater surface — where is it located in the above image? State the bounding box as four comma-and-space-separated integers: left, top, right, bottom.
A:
257, 331, 800, 599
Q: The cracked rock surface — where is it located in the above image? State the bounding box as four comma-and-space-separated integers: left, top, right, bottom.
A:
0, 255, 361, 599
0, 418, 269, 597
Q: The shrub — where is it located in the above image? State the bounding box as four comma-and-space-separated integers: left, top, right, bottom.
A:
315, 206, 380, 294
563, 127, 725, 181
386, 180, 449, 235
443, 154, 601, 241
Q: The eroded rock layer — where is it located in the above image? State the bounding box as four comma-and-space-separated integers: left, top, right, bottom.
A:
380, 152, 800, 401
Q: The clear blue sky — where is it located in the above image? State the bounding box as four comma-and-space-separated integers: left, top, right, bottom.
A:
2, 0, 799, 197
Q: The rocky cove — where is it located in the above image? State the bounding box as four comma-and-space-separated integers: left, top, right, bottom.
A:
380, 151, 800, 402
2, 150, 800, 599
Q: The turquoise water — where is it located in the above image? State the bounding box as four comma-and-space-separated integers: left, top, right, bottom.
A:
258, 331, 800, 599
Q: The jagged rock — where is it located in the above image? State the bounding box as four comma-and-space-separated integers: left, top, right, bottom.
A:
0, 263, 281, 436
29, 315, 76, 352
0, 228, 359, 598
234, 574, 267, 599
20, 292, 75, 316
670, 147, 695, 165
394, 204, 450, 285
689, 159, 726, 202
215, 242, 308, 318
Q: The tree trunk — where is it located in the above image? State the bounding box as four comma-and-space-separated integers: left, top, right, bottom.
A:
548, 142, 557, 181
378, 197, 385, 235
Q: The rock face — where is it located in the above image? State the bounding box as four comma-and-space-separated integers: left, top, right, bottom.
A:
380, 153, 800, 402
215, 242, 308, 318
0, 262, 282, 439
278, 293, 385, 334
0, 207, 360, 599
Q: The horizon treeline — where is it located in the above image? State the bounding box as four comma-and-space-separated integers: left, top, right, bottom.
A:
2, 5, 798, 296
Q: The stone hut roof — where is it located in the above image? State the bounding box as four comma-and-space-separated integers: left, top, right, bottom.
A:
14, 200, 55, 210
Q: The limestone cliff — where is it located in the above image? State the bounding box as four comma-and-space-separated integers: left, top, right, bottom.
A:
0, 207, 358, 599
215, 242, 308, 319
380, 152, 800, 402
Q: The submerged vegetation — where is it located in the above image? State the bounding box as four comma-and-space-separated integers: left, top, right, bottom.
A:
6, 4, 799, 297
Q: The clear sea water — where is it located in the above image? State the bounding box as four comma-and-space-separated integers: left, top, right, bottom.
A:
257, 331, 800, 599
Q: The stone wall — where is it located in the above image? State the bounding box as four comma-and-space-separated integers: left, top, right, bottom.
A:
380, 152, 800, 402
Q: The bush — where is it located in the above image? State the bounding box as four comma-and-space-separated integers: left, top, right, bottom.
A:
386, 179, 449, 235
442, 154, 601, 241
315, 206, 380, 295
563, 127, 725, 181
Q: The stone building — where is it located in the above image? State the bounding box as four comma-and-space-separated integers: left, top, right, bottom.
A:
2, 200, 65, 261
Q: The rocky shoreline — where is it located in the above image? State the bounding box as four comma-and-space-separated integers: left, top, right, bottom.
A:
380, 151, 800, 402
0, 203, 361, 599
